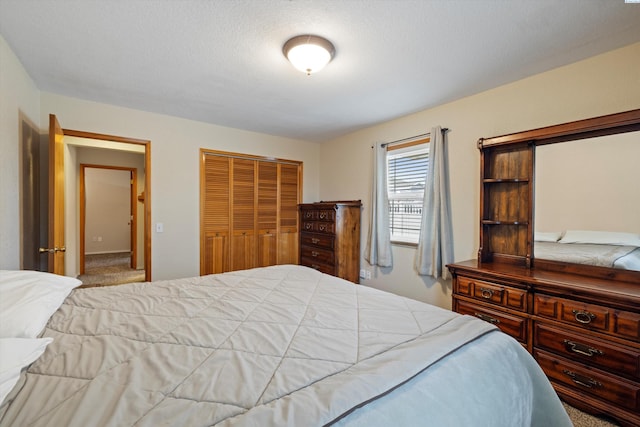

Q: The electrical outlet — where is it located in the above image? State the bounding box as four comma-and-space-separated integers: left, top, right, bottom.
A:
365, 270, 372, 280
156, 222, 164, 233
359, 269, 366, 279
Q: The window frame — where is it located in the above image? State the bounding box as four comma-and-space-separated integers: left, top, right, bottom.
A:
386, 138, 430, 245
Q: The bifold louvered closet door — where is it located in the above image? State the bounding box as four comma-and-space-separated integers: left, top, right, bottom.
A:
200, 149, 302, 275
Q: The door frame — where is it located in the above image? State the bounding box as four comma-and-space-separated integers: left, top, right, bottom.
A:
59, 126, 152, 281
79, 165, 138, 275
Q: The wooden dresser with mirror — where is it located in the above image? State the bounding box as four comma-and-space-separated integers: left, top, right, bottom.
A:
448, 109, 640, 426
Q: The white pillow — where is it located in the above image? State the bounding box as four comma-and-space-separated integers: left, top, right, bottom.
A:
0, 337, 53, 405
0, 270, 81, 338
559, 230, 640, 247
534, 231, 563, 242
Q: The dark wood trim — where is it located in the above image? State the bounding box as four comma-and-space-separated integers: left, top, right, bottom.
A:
479, 109, 640, 148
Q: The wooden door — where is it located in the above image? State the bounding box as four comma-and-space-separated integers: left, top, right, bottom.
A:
20, 118, 44, 271
257, 161, 277, 267
47, 114, 65, 274
203, 231, 229, 275
230, 158, 256, 271
201, 155, 230, 274
200, 150, 302, 274
278, 163, 300, 264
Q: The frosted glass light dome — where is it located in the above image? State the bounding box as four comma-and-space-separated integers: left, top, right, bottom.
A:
283, 35, 335, 75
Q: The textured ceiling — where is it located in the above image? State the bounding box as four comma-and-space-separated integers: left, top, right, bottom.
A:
1, 0, 640, 142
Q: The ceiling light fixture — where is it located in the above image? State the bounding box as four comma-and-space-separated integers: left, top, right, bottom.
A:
283, 35, 335, 76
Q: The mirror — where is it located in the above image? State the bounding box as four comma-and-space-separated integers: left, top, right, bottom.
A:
534, 131, 640, 272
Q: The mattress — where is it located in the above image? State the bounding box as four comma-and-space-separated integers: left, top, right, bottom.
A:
0, 265, 571, 426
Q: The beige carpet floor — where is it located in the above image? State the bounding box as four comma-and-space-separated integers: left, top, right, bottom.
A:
77, 252, 145, 286
564, 402, 620, 427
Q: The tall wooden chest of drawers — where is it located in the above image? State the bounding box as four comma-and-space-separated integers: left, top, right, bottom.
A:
299, 201, 361, 283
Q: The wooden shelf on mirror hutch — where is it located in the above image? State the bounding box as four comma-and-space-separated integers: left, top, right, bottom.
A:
451, 108, 640, 427
478, 140, 533, 267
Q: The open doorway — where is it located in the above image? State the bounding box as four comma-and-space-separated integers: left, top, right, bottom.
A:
63, 134, 148, 285
78, 165, 144, 286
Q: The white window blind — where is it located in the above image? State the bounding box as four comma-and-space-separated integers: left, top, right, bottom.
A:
387, 143, 429, 244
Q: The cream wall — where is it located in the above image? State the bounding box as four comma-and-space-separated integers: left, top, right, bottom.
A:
319, 42, 640, 309
83, 168, 131, 254
1, 34, 321, 278
39, 93, 321, 280
0, 35, 41, 270
2, 32, 639, 298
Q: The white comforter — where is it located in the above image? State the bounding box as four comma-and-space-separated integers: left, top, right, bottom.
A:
0, 265, 570, 426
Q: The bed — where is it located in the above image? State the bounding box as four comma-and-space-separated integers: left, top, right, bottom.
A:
0, 265, 571, 426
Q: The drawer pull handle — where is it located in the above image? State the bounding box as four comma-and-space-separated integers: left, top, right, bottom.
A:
311, 251, 319, 257
319, 225, 326, 231
311, 264, 320, 270
479, 288, 494, 299
305, 212, 312, 218
563, 340, 604, 357
311, 238, 320, 244
562, 369, 602, 389
319, 212, 326, 219
572, 310, 596, 324
305, 223, 312, 230
474, 313, 500, 325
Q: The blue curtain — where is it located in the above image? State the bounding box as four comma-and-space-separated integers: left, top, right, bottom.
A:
415, 127, 454, 279
364, 144, 392, 267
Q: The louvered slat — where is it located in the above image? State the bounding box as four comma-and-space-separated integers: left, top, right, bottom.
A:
258, 161, 277, 231
279, 163, 299, 229
232, 158, 256, 231
203, 155, 230, 231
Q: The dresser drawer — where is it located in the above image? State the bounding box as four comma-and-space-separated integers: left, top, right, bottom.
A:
300, 257, 335, 276
534, 322, 640, 381
535, 349, 640, 411
300, 233, 334, 250
455, 276, 527, 312
534, 294, 640, 341
455, 299, 527, 343
301, 209, 336, 222
301, 221, 335, 234
300, 245, 334, 265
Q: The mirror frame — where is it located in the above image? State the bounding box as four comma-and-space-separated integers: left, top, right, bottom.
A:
484, 108, 640, 282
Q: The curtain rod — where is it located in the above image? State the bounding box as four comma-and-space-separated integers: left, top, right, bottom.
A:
375, 128, 449, 148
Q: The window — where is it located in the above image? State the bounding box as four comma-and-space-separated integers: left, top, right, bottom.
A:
387, 140, 429, 244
